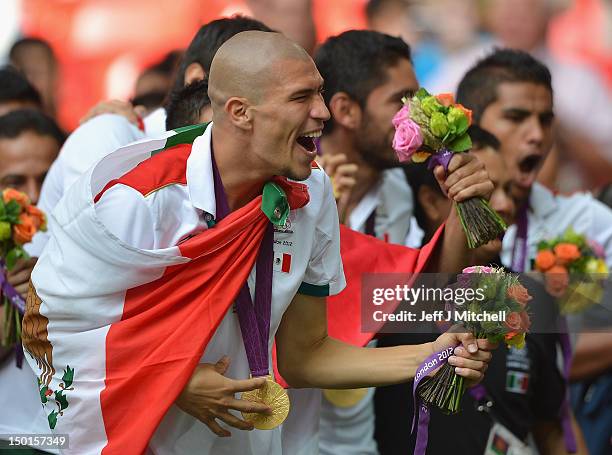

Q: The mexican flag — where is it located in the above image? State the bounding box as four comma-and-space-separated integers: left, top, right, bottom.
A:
21, 124, 309, 454
22, 122, 444, 453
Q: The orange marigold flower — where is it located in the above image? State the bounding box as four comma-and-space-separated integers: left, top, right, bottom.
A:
13, 213, 36, 245
2, 188, 29, 210
25, 205, 46, 231
507, 284, 532, 308
455, 103, 473, 126
435, 93, 455, 107
505, 312, 522, 331
535, 250, 556, 271
545, 265, 569, 297
554, 243, 581, 265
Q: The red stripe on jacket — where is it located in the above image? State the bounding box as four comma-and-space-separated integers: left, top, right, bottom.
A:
94, 143, 192, 203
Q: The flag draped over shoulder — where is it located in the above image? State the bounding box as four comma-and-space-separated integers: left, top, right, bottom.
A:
327, 224, 445, 347
21, 124, 309, 455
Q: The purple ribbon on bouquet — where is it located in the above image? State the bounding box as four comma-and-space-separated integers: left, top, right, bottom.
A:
411, 344, 458, 455
427, 148, 453, 173
0, 260, 25, 368
212, 151, 274, 378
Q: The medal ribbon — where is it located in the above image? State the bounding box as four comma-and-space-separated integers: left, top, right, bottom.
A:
511, 203, 528, 272
509, 203, 576, 452
212, 152, 274, 378
558, 319, 577, 453
0, 260, 25, 368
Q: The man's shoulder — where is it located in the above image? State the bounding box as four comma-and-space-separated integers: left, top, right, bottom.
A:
94, 143, 192, 204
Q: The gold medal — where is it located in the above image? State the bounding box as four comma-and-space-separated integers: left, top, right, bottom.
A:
323, 388, 369, 408
241, 375, 290, 430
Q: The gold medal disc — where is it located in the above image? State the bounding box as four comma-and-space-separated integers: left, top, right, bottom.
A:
241, 376, 290, 430
323, 388, 369, 408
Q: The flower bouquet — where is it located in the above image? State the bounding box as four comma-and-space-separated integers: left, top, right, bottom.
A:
418, 266, 531, 414
1, 188, 47, 348
392, 88, 506, 248
534, 228, 608, 314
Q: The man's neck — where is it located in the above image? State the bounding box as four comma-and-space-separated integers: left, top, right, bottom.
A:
320, 132, 381, 218
211, 126, 270, 212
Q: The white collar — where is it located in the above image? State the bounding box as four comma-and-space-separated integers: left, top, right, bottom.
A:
348, 180, 382, 232
529, 182, 558, 219
186, 122, 216, 217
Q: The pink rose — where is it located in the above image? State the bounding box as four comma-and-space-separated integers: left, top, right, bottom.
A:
462, 265, 495, 274
588, 239, 605, 259
392, 105, 411, 128
392, 118, 423, 162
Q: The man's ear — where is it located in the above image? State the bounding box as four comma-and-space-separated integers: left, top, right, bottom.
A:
224, 97, 252, 131
328, 92, 362, 131
184, 63, 206, 85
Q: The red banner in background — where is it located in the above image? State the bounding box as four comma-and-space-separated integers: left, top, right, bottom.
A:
20, 0, 366, 131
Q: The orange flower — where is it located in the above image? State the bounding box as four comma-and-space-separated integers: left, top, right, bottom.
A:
2, 188, 29, 210
535, 250, 556, 271
505, 312, 522, 331
507, 284, 532, 308
455, 103, 473, 126
13, 213, 36, 245
545, 265, 569, 297
554, 243, 581, 265
435, 93, 455, 107
25, 205, 46, 231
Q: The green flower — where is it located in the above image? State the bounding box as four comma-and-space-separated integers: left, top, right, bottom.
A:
447, 106, 469, 136
429, 112, 449, 138
0, 221, 10, 241
421, 96, 443, 116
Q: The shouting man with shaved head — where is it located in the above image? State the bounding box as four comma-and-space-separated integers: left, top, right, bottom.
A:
25, 32, 493, 455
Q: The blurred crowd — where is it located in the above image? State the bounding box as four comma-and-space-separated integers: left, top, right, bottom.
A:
0, 0, 611, 454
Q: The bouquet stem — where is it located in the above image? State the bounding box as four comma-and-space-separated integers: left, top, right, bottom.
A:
417, 363, 467, 414
455, 198, 507, 249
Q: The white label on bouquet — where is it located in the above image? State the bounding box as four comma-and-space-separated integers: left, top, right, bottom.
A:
484, 423, 534, 455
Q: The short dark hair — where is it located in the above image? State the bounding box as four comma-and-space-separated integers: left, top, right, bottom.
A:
0, 109, 65, 145
165, 79, 211, 130
147, 50, 183, 77
315, 30, 412, 133
456, 48, 553, 123
9, 37, 56, 63
172, 16, 272, 92
0, 66, 42, 107
468, 125, 500, 151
